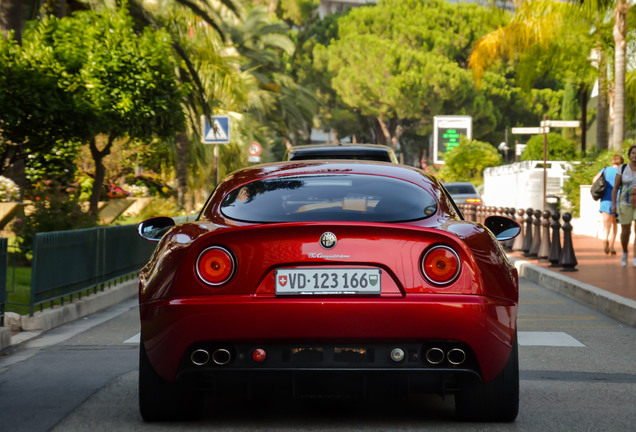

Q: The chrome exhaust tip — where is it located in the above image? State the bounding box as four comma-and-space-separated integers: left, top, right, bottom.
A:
212, 348, 232, 365
191, 349, 210, 366
425, 347, 445, 365
390, 348, 405, 362
447, 348, 466, 365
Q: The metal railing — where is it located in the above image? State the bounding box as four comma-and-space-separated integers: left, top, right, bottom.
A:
27, 224, 157, 315
0, 238, 7, 326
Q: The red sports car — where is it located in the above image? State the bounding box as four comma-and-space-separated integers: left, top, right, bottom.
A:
137, 161, 520, 422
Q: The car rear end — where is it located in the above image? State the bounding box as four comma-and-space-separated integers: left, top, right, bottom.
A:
140, 221, 517, 398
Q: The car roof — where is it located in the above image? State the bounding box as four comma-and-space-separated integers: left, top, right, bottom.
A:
211, 161, 439, 201
285, 143, 398, 163
201, 160, 456, 221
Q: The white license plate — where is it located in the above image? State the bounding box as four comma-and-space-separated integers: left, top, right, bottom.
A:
276, 268, 382, 295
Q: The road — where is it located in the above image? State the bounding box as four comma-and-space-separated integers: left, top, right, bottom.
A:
1, 277, 636, 432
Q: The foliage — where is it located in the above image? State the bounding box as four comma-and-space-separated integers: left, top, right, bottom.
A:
437, 136, 502, 184
0, 31, 89, 173
0, 176, 20, 201
16, 6, 187, 214
521, 133, 578, 161
12, 182, 97, 257
25, 141, 80, 188
124, 173, 174, 198
138, 197, 183, 219
323, 0, 508, 150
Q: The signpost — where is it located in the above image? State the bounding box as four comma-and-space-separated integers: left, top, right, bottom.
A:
433, 115, 472, 164
201, 115, 231, 186
511, 127, 549, 135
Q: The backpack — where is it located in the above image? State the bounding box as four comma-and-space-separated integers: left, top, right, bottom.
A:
590, 168, 606, 201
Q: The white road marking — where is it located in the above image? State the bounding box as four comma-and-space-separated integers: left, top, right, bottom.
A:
124, 333, 140, 344
519, 331, 585, 347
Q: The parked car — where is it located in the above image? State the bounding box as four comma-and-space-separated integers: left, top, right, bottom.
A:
136, 161, 520, 422
443, 182, 483, 205
285, 143, 398, 163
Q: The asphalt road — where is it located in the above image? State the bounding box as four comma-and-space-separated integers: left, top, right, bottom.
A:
1, 277, 636, 432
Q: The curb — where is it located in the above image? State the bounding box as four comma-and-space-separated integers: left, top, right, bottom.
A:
0, 279, 138, 351
511, 257, 636, 327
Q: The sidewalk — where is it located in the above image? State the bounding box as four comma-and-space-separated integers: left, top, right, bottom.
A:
508, 232, 636, 327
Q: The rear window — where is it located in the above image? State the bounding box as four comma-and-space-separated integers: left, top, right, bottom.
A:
289, 150, 392, 162
220, 174, 437, 223
445, 184, 477, 195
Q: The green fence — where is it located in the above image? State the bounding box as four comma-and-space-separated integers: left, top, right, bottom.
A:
0, 238, 7, 326
28, 224, 157, 315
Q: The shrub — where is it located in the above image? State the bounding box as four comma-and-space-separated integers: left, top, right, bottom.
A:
521, 133, 578, 161
0, 176, 20, 201
12, 182, 97, 260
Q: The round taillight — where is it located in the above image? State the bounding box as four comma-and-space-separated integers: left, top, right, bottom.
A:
196, 246, 235, 286
421, 246, 460, 285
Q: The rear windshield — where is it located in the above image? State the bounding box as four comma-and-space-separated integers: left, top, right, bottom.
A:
445, 184, 477, 195
220, 174, 437, 223
289, 150, 392, 162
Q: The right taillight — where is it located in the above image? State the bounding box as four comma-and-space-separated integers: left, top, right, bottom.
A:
196, 246, 236, 286
421, 245, 460, 285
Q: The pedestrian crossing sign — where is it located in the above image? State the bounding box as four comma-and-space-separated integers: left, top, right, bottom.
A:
201, 115, 230, 144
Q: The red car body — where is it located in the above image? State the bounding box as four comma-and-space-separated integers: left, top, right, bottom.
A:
137, 161, 520, 422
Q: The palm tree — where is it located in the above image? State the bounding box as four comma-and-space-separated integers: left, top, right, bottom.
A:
469, 1, 607, 151
575, 0, 631, 150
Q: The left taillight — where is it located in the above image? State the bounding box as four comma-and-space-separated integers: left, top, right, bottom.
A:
421, 245, 460, 285
196, 246, 236, 286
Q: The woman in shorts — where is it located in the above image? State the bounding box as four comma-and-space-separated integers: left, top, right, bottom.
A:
611, 145, 636, 267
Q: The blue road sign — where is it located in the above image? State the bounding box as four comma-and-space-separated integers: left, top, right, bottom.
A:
201, 115, 230, 144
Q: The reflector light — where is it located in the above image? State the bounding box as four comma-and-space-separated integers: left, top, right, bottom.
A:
196, 246, 235, 286
252, 348, 267, 362
466, 198, 482, 204
422, 246, 460, 285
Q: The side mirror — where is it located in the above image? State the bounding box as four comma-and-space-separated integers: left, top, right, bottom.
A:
485, 216, 520, 241
137, 217, 175, 242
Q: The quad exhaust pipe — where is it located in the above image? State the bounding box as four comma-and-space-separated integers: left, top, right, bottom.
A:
425, 347, 466, 365
190, 348, 232, 366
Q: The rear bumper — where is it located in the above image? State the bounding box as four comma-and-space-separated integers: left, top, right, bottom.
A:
140, 294, 517, 384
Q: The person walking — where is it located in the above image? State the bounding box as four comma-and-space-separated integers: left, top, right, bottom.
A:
593, 154, 624, 255
611, 145, 636, 267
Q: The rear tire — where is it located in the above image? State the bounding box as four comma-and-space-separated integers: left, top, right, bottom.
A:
455, 334, 519, 422
139, 342, 203, 422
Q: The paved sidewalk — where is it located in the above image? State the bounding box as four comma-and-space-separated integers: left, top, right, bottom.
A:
508, 233, 636, 327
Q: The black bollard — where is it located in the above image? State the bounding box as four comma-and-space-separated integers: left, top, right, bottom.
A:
559, 212, 578, 272
513, 208, 525, 251
528, 209, 542, 258
522, 207, 534, 256
538, 210, 552, 261
548, 211, 562, 267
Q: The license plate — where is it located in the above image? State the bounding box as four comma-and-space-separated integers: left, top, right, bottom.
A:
276, 268, 381, 295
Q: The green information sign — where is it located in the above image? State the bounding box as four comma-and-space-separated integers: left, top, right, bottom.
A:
433, 116, 472, 164
438, 128, 467, 155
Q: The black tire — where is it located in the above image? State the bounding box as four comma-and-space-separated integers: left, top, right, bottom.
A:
139, 342, 203, 422
455, 334, 519, 422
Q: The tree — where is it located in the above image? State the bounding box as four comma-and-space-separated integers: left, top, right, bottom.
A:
576, 0, 631, 150
325, 0, 506, 152
437, 136, 502, 184
0, 0, 23, 41
469, 1, 600, 151
19, 8, 186, 214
